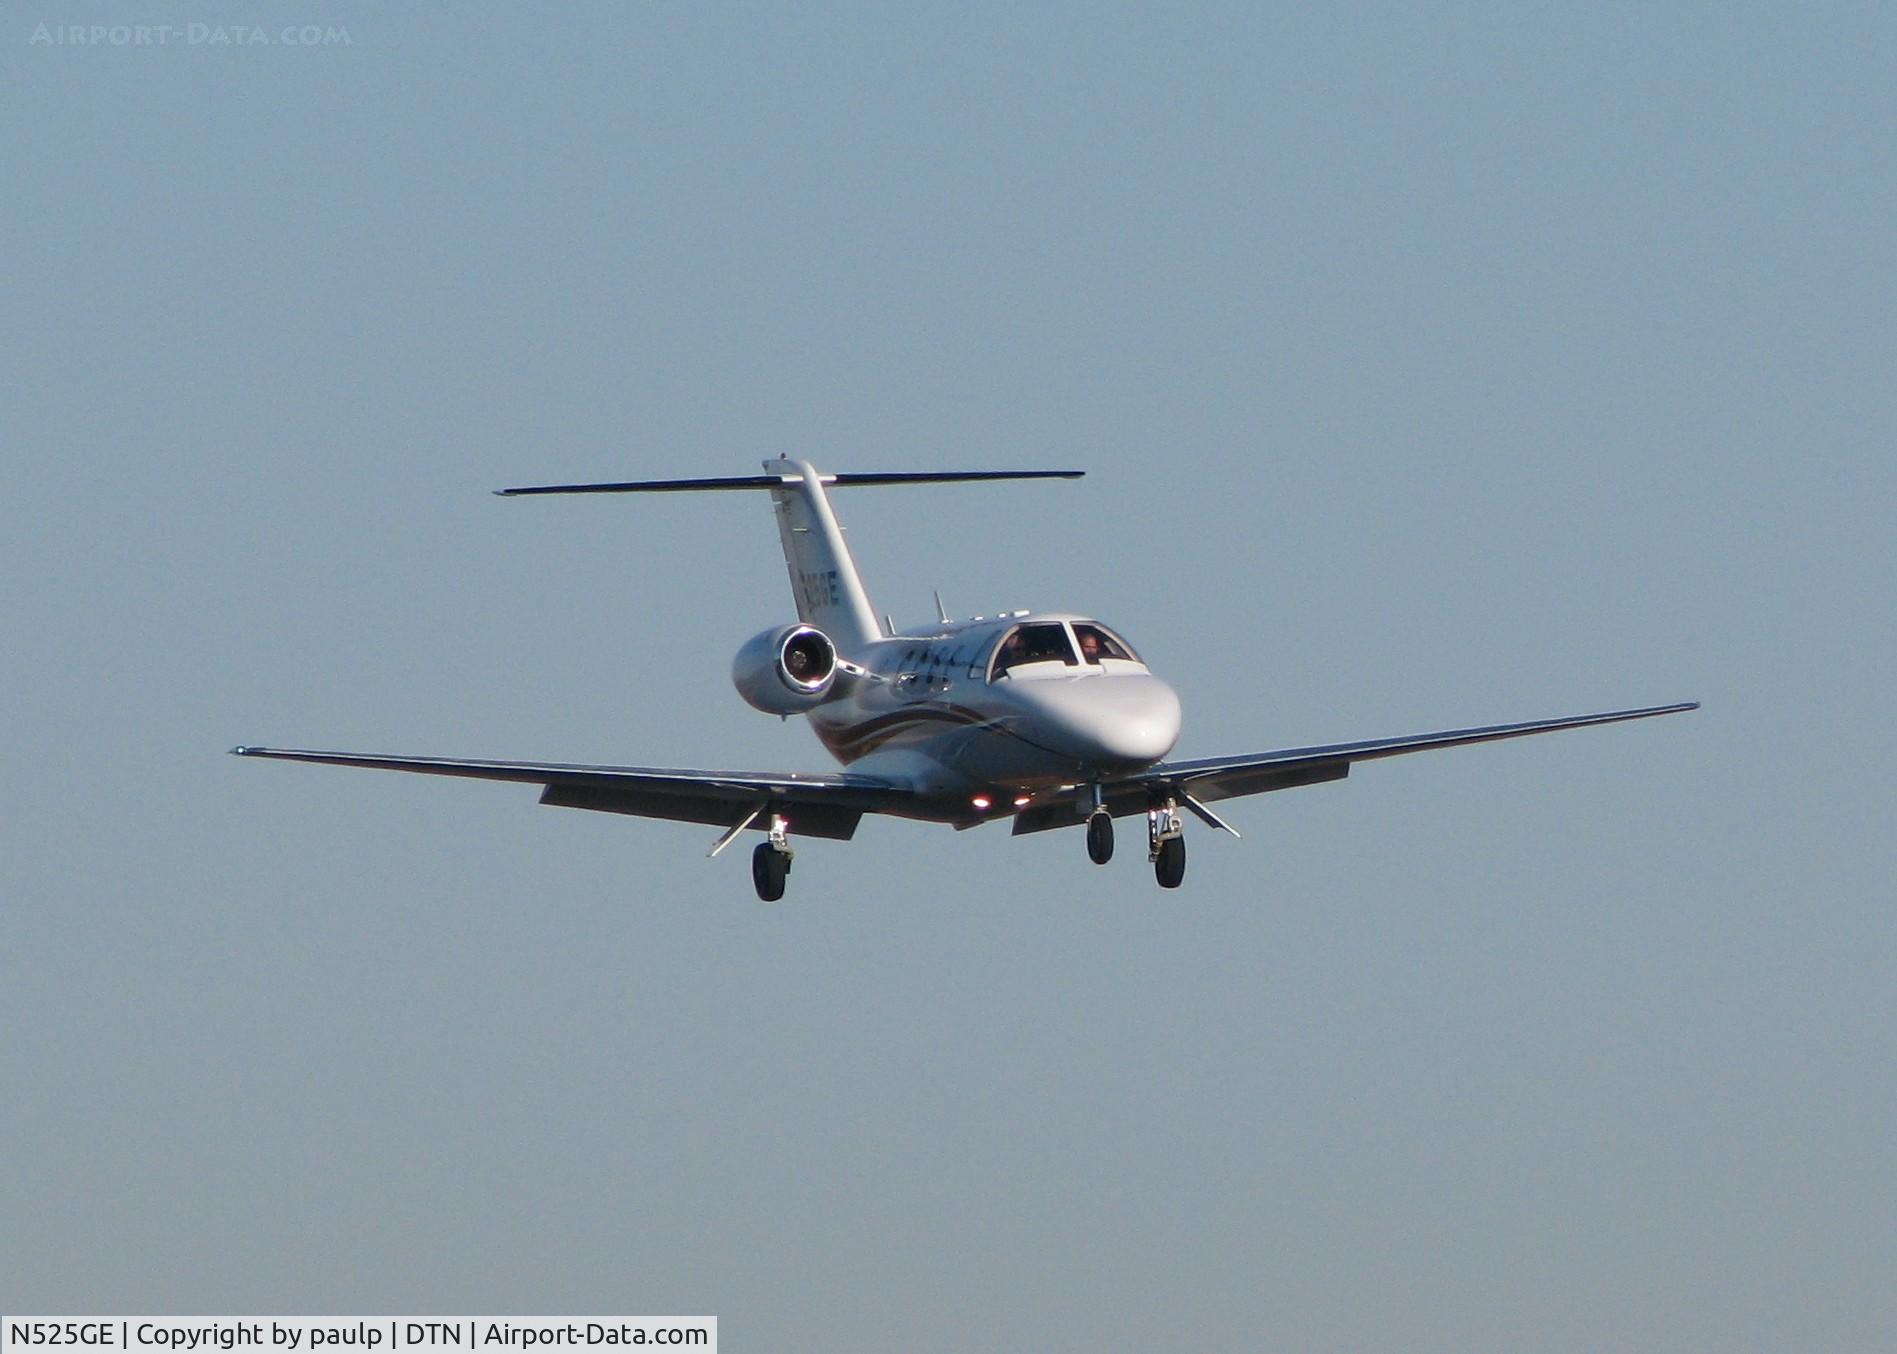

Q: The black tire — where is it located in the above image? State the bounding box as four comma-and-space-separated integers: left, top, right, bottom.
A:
752, 842, 788, 902
1154, 835, 1186, 889
1086, 812, 1114, 865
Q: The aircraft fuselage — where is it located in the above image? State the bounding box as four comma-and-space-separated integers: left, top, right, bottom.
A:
801, 612, 1182, 825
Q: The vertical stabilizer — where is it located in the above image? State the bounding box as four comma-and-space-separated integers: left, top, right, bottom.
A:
763, 459, 884, 648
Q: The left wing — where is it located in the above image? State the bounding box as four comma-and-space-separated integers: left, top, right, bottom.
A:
1013, 701, 1697, 835
229, 746, 916, 840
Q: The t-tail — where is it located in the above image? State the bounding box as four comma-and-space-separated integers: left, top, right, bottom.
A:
498, 462, 1084, 649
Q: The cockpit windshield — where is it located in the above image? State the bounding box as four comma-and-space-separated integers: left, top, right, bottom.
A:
990, 622, 1077, 678
1072, 623, 1138, 665
987, 621, 1142, 679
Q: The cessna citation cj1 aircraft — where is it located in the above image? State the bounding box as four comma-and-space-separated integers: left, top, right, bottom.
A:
234, 460, 1696, 901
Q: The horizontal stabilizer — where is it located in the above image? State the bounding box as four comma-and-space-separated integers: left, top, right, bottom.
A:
497, 469, 1083, 496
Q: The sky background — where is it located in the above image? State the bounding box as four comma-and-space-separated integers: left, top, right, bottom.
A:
4, 3, 1893, 1349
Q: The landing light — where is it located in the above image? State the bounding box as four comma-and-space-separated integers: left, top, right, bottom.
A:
970, 795, 992, 811
1012, 795, 1032, 807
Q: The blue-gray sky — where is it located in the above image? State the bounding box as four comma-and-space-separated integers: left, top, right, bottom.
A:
4, 4, 1892, 1349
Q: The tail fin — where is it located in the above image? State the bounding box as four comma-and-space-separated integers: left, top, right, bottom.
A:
761, 458, 882, 646
498, 463, 1083, 649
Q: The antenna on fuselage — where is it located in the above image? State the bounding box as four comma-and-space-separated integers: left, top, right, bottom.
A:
933, 590, 950, 625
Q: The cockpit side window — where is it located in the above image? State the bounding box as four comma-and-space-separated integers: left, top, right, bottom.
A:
1072, 623, 1138, 665
989, 622, 1077, 678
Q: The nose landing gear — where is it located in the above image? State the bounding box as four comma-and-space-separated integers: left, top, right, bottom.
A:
751, 813, 794, 902
1086, 810, 1114, 865
1148, 799, 1186, 888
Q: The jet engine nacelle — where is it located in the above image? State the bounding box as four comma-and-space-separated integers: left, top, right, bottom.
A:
732, 623, 839, 714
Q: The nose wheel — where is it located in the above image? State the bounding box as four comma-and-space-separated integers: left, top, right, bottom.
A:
751, 814, 794, 902
1086, 810, 1114, 864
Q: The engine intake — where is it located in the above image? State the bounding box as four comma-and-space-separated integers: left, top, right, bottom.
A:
732, 623, 839, 714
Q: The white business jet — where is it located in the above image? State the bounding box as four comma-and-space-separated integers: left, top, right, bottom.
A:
234, 461, 1695, 900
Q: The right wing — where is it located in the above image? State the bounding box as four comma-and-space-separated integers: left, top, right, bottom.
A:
229, 746, 917, 839
1013, 701, 1698, 835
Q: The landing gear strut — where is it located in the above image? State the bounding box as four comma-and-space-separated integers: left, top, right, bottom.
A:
751, 814, 794, 902
1149, 799, 1186, 889
1086, 810, 1114, 865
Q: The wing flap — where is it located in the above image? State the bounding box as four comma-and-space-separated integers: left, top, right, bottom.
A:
539, 783, 864, 839
1009, 761, 1355, 835
1180, 760, 1352, 805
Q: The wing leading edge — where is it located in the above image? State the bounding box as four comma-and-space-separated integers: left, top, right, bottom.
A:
1012, 701, 1698, 835
228, 746, 915, 840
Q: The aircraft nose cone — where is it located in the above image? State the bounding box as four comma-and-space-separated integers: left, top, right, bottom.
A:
1033, 674, 1181, 770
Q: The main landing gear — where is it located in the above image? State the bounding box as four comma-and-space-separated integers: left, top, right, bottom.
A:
1086, 810, 1114, 865
751, 814, 794, 902
1149, 799, 1186, 889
